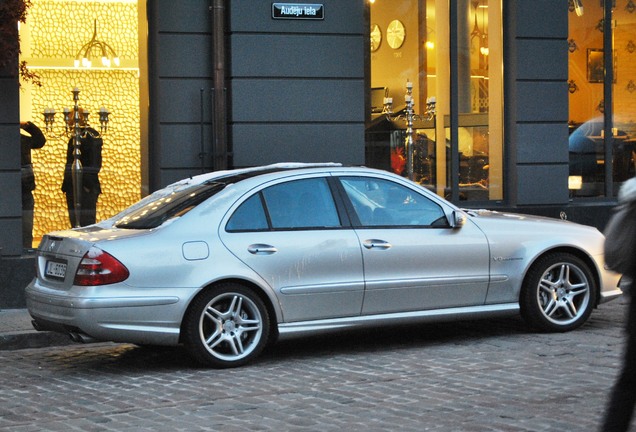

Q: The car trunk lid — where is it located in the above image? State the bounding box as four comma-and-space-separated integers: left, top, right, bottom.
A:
36, 228, 144, 289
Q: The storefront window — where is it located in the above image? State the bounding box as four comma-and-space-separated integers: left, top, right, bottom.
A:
19, 0, 143, 247
568, 1, 636, 198
366, 0, 503, 202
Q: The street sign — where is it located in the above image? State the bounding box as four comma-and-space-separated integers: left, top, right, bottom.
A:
272, 3, 324, 20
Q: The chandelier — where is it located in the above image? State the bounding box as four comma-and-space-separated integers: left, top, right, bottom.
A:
74, 20, 120, 68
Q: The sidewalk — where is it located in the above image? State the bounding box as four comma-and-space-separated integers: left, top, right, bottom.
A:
0, 308, 73, 350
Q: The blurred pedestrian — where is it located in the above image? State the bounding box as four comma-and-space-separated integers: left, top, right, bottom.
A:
20, 120, 46, 249
61, 107, 102, 227
600, 177, 636, 432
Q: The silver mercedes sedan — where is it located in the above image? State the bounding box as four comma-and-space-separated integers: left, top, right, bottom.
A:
26, 163, 623, 368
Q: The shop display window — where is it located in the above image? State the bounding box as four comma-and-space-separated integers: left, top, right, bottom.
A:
18, 0, 142, 248
366, 0, 503, 202
568, 1, 636, 198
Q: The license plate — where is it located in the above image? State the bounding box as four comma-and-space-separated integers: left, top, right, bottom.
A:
45, 260, 67, 280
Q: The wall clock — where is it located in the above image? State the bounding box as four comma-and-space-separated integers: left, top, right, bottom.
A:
370, 24, 382, 52
387, 19, 405, 49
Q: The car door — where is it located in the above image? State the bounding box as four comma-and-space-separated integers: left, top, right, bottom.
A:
337, 175, 490, 315
219, 176, 365, 322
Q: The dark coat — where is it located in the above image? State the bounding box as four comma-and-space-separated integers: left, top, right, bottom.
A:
61, 128, 103, 195
20, 121, 46, 193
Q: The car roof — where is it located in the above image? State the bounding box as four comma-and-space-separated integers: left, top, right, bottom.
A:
174, 162, 345, 188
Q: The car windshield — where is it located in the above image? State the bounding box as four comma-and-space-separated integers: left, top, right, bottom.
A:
114, 181, 227, 229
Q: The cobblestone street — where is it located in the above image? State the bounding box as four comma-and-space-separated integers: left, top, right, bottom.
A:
0, 297, 632, 432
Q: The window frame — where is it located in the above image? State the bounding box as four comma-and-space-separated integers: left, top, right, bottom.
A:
333, 175, 451, 229
225, 176, 351, 233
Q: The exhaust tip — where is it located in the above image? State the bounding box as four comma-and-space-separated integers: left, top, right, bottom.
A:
31, 319, 43, 331
68, 332, 97, 344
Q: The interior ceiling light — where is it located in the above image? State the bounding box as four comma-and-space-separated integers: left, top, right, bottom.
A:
74, 19, 120, 68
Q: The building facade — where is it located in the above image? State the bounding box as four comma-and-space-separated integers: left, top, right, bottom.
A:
0, 0, 631, 307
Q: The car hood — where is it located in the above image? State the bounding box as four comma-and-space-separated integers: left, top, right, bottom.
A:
466, 209, 603, 250
466, 209, 571, 224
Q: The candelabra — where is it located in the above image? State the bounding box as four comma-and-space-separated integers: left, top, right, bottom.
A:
42, 87, 110, 227
383, 81, 436, 180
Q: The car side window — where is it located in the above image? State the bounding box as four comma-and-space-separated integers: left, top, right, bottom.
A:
340, 177, 448, 227
226, 194, 268, 232
227, 177, 341, 232
263, 178, 341, 229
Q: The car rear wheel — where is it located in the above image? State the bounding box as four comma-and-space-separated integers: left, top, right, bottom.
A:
183, 284, 270, 368
520, 252, 597, 332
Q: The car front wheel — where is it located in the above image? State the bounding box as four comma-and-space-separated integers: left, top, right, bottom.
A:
183, 284, 270, 368
520, 252, 597, 332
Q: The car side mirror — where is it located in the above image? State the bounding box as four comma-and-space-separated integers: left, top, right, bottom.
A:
450, 211, 466, 229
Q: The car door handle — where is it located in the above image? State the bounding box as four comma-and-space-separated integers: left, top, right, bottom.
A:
363, 239, 392, 250
248, 244, 278, 255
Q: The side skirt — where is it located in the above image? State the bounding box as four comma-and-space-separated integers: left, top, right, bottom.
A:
277, 303, 520, 340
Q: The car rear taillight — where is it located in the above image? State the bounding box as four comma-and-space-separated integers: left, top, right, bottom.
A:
74, 247, 129, 286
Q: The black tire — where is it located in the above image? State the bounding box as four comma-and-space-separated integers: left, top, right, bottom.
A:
520, 252, 597, 332
183, 283, 270, 368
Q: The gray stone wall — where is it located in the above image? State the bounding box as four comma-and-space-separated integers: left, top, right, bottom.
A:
147, 0, 214, 190
504, 0, 570, 206
228, 1, 366, 168
0, 55, 22, 257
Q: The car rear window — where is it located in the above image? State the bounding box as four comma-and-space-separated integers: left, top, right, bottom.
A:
114, 182, 226, 229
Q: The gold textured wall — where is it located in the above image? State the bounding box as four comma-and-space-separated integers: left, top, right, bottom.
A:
22, 0, 140, 239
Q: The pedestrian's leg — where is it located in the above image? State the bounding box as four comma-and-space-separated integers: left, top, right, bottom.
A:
80, 189, 98, 226
600, 299, 636, 432
22, 191, 34, 249
65, 193, 77, 228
